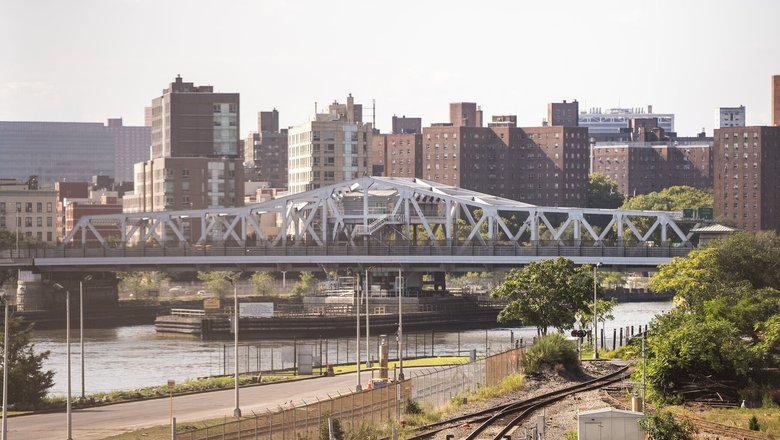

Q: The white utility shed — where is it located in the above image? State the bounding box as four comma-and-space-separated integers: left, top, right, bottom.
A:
577, 407, 645, 440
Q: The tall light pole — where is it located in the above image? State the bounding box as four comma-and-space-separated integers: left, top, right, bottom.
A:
355, 274, 361, 392
593, 262, 601, 360
14, 208, 19, 256
397, 268, 404, 380
365, 268, 371, 368
224, 275, 241, 418
1, 288, 9, 440
53, 283, 72, 440
79, 275, 92, 400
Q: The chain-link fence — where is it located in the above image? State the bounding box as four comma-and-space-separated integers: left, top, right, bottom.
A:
179, 347, 524, 440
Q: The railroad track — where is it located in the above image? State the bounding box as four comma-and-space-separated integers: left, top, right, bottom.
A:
407, 364, 631, 440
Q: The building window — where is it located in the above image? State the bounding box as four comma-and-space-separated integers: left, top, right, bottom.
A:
25, 202, 32, 213
47, 217, 52, 227
25, 217, 32, 227
47, 202, 52, 213
37, 217, 42, 227
36, 202, 42, 212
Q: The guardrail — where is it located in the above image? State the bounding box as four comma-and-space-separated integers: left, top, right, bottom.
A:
2, 241, 693, 260
170, 308, 206, 317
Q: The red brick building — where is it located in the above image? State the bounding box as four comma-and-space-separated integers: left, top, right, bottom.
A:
421, 117, 589, 206
370, 133, 423, 178
591, 141, 713, 196
714, 126, 780, 232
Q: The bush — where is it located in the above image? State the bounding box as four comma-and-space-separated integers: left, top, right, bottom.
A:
524, 333, 579, 374
749, 414, 760, 431
639, 411, 695, 440
404, 399, 422, 415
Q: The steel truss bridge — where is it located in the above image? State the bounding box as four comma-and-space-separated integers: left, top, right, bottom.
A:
9, 177, 699, 272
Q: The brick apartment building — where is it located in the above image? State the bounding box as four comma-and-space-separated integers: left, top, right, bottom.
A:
244, 109, 288, 188
548, 100, 579, 127
591, 141, 713, 195
420, 107, 589, 207
124, 76, 244, 214
714, 126, 780, 232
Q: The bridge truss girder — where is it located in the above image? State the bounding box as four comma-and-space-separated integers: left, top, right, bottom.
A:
61, 177, 693, 250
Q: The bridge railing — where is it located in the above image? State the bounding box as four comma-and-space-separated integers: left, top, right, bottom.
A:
3, 241, 693, 260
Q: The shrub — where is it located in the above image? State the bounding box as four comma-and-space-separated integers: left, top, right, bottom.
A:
524, 333, 579, 374
639, 411, 695, 440
404, 399, 422, 415
749, 415, 760, 431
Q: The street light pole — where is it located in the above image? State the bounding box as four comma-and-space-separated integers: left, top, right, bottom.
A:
355, 275, 361, 392
365, 268, 370, 368
224, 276, 241, 418
1, 288, 9, 440
593, 262, 601, 360
79, 275, 92, 400
53, 283, 72, 440
397, 268, 404, 381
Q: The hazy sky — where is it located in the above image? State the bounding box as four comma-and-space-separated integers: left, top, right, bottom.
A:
2, 0, 779, 136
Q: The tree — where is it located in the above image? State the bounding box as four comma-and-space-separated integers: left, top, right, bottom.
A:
118, 271, 168, 298
598, 271, 627, 290
619, 186, 713, 242
576, 298, 618, 332
641, 312, 758, 403
197, 271, 238, 299
621, 186, 712, 212
1, 317, 55, 408
291, 271, 316, 297
250, 272, 276, 296
639, 411, 695, 440
492, 258, 596, 335
643, 231, 780, 403
587, 173, 624, 209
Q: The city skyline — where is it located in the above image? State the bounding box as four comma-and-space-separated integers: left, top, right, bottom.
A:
2, 0, 779, 137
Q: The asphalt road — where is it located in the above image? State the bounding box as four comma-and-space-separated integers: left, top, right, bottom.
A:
9, 370, 398, 440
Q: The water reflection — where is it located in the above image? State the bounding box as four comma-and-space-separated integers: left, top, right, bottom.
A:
32, 301, 673, 396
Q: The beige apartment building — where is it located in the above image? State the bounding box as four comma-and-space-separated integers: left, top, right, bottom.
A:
288, 95, 372, 194
0, 178, 58, 245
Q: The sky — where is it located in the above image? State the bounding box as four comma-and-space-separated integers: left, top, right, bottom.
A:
2, 0, 779, 136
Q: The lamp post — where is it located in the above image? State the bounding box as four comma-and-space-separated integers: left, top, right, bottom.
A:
79, 275, 92, 400
1, 288, 9, 440
365, 268, 371, 369
397, 268, 404, 381
52, 283, 72, 440
593, 262, 601, 360
224, 275, 241, 418
355, 275, 361, 392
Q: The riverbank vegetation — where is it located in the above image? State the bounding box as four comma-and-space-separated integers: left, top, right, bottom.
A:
638, 231, 780, 405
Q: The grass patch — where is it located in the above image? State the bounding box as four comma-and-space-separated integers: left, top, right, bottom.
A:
331, 356, 469, 374
669, 406, 780, 436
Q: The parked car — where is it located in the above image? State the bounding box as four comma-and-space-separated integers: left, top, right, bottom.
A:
168, 286, 187, 293
197, 290, 213, 297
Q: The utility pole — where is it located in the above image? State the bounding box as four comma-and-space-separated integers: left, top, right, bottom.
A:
397, 268, 404, 380
593, 262, 601, 359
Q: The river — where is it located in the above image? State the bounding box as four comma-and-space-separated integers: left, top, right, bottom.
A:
31, 301, 673, 396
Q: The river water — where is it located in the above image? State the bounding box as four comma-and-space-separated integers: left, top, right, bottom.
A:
31, 301, 673, 397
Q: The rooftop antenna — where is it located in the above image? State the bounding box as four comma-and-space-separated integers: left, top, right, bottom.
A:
372, 99, 376, 128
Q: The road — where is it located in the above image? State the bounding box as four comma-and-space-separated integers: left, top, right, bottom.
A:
9, 370, 403, 440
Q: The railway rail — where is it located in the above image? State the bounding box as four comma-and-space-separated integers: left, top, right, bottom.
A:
407, 364, 631, 440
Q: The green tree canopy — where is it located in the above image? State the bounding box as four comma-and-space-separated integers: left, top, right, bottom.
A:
197, 271, 238, 299
587, 173, 624, 209
492, 257, 596, 335
1, 317, 55, 408
118, 271, 168, 298
621, 185, 712, 212
642, 231, 780, 402
250, 272, 276, 296
291, 271, 316, 297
